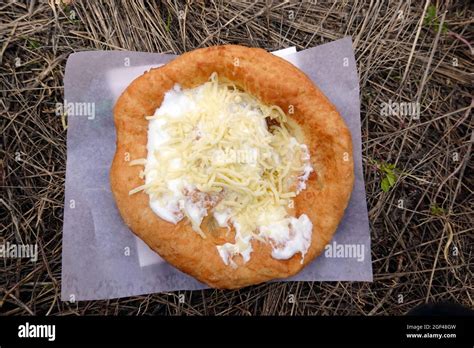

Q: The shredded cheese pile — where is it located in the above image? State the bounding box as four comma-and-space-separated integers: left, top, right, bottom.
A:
130, 73, 314, 267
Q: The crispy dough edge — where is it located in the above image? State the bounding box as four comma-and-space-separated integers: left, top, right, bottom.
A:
110, 45, 355, 289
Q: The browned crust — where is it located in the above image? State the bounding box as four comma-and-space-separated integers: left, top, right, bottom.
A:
110, 45, 354, 289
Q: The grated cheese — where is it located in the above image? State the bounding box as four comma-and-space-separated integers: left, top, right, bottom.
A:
130, 73, 314, 266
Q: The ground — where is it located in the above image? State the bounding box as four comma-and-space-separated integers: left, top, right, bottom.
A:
1, 0, 472, 315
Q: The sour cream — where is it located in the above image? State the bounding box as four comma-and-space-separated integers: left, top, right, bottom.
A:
143, 80, 314, 266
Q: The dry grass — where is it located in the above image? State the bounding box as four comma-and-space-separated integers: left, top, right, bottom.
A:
1, 0, 472, 315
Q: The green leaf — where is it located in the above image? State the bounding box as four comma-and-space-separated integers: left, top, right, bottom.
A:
386, 172, 396, 186
381, 177, 391, 192
430, 204, 445, 216
425, 5, 437, 25
424, 5, 449, 34
165, 11, 171, 32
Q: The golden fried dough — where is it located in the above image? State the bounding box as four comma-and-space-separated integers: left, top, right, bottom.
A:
110, 45, 354, 288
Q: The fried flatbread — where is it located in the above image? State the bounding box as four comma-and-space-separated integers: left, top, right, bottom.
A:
110, 45, 354, 288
